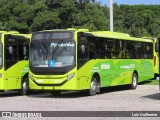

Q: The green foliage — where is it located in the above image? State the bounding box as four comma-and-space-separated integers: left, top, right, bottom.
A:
0, 0, 159, 37
115, 4, 160, 37
30, 11, 60, 31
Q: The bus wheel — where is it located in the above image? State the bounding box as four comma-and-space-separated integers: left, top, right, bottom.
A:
87, 77, 97, 96
51, 91, 61, 96
19, 77, 29, 95
130, 73, 138, 89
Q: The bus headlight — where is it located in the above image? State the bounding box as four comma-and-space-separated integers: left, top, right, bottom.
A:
67, 73, 75, 81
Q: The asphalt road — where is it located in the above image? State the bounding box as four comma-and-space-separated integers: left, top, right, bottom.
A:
0, 85, 160, 119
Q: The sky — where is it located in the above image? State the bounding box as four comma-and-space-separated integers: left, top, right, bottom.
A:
97, 0, 160, 6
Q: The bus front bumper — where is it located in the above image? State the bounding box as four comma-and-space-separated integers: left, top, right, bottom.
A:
29, 74, 79, 91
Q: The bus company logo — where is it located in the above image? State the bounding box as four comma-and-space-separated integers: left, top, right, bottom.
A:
120, 64, 135, 69
101, 64, 110, 70
92, 67, 100, 72
2, 112, 11, 117
129, 64, 135, 68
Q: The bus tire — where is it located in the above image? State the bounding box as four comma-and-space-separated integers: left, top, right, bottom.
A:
51, 91, 61, 96
130, 73, 138, 89
87, 77, 98, 96
18, 77, 29, 95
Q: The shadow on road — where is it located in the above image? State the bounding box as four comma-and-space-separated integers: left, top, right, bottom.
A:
27, 85, 130, 98
0, 91, 19, 97
100, 85, 130, 94
138, 80, 153, 85
0, 85, 134, 98
142, 93, 160, 100
27, 91, 90, 98
0, 85, 132, 98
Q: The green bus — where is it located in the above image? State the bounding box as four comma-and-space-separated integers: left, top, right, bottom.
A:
0, 31, 30, 95
153, 38, 159, 78
155, 37, 160, 81
29, 29, 154, 96
143, 37, 159, 79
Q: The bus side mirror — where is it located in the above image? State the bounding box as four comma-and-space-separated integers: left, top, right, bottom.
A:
105, 45, 108, 51
81, 45, 86, 54
23, 45, 29, 60
79, 44, 88, 59
23, 46, 27, 55
156, 37, 160, 53
24, 56, 28, 60
8, 46, 13, 54
155, 42, 159, 52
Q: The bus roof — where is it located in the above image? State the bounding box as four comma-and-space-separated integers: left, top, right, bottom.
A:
0, 31, 31, 40
85, 31, 153, 43
0, 31, 19, 34
35, 28, 89, 33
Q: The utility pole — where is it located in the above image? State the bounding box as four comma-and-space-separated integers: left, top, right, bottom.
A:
110, 0, 113, 31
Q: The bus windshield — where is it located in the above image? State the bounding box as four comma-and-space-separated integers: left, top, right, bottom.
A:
0, 34, 2, 68
30, 40, 75, 68
0, 43, 2, 67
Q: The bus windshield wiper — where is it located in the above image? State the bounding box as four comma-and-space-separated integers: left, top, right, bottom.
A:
33, 40, 48, 54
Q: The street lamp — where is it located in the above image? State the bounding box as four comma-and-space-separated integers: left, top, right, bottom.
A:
110, 0, 113, 31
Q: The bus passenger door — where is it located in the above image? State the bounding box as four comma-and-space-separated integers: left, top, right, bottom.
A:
4, 45, 19, 90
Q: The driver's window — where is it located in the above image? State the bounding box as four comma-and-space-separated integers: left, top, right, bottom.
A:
78, 43, 88, 60
5, 44, 18, 70
5, 45, 18, 61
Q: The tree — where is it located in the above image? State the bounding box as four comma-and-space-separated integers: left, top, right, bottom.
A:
0, 0, 159, 37
30, 11, 60, 31
73, 2, 109, 31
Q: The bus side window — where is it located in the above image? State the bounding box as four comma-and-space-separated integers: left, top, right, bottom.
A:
5, 45, 18, 61
126, 41, 136, 59
136, 42, 144, 59
5, 45, 19, 70
117, 40, 126, 59
79, 44, 88, 60
18, 44, 29, 60
118, 48, 125, 58
104, 40, 116, 59
89, 42, 96, 59
143, 43, 153, 59
78, 33, 89, 60
18, 44, 24, 60
23, 45, 29, 60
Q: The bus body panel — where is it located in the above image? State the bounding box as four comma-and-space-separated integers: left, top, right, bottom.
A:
3, 61, 28, 90
29, 59, 154, 91
0, 69, 5, 90
77, 59, 153, 88
29, 29, 154, 92
143, 37, 159, 77
29, 67, 79, 90
0, 31, 30, 92
153, 38, 159, 76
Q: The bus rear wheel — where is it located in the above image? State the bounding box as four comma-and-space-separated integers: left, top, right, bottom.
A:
18, 77, 29, 95
130, 73, 138, 89
87, 77, 98, 96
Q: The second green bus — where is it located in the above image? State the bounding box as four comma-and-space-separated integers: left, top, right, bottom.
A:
29, 29, 154, 96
